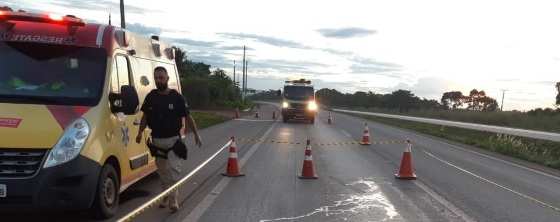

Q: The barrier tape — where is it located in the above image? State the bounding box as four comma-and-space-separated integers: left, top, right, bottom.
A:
236, 138, 408, 146
117, 140, 233, 222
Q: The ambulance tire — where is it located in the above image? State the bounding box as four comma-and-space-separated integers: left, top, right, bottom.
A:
92, 163, 120, 219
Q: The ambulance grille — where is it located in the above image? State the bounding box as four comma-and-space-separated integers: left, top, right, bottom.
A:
290, 103, 306, 109
0, 149, 46, 178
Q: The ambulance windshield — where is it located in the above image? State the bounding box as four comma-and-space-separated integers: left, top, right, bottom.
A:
0, 42, 107, 106
284, 86, 314, 101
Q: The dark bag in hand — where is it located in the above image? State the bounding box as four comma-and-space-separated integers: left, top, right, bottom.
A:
172, 139, 188, 160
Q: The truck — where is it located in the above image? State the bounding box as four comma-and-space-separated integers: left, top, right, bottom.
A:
0, 7, 181, 219
281, 79, 317, 123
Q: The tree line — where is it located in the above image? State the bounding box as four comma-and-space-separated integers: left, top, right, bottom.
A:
315, 88, 502, 112
174, 48, 244, 109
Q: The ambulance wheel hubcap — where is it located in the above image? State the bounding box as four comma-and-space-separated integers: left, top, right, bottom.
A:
103, 178, 116, 206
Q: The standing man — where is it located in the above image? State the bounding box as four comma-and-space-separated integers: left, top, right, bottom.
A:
135, 66, 202, 213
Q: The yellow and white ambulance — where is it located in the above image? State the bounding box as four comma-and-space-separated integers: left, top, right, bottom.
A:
0, 8, 182, 218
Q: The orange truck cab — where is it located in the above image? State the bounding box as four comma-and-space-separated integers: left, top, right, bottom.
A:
0, 8, 181, 219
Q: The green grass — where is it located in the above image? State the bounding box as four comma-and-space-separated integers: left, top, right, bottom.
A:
191, 111, 228, 129
355, 114, 560, 170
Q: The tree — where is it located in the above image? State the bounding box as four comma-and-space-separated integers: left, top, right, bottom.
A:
441, 91, 464, 110
556, 82, 560, 106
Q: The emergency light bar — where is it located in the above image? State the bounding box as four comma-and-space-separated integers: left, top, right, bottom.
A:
0, 10, 85, 27
285, 79, 312, 84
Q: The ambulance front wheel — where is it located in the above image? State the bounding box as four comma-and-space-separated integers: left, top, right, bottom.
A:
92, 163, 120, 219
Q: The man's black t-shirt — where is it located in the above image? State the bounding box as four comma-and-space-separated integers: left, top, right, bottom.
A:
141, 89, 190, 138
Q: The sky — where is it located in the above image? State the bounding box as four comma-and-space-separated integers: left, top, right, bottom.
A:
3, 0, 560, 110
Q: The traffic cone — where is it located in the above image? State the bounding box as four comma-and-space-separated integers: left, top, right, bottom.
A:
272, 111, 276, 120
222, 137, 245, 177
395, 140, 416, 180
359, 123, 371, 145
234, 108, 240, 119
299, 139, 318, 179
327, 112, 332, 124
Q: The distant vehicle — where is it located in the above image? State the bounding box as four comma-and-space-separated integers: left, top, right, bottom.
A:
0, 8, 181, 219
280, 79, 317, 123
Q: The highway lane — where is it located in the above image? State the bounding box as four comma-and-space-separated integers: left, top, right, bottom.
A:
179, 106, 470, 222
324, 110, 560, 222
174, 105, 560, 222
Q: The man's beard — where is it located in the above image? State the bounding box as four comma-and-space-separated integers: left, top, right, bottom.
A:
156, 82, 168, 91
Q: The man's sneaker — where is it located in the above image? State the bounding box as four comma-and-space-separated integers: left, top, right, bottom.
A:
170, 204, 179, 213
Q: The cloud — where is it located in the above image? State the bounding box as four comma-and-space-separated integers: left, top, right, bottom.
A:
392, 77, 459, 99
126, 23, 161, 36
218, 45, 255, 51
164, 37, 220, 48
217, 32, 311, 49
317, 27, 376, 39
349, 57, 402, 75
48, 0, 161, 14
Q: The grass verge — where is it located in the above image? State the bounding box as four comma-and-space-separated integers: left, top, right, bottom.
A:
354, 114, 560, 170
191, 111, 228, 129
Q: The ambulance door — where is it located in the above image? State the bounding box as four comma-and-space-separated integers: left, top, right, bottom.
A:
111, 54, 149, 174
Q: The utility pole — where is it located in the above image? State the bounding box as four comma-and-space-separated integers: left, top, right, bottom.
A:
108, 11, 111, 25
245, 59, 249, 97
242, 45, 246, 100
500, 89, 507, 111
233, 60, 236, 87
120, 0, 126, 28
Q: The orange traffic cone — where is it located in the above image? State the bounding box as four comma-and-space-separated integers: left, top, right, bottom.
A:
395, 140, 416, 180
327, 112, 333, 124
234, 108, 240, 119
299, 139, 318, 179
359, 123, 371, 145
222, 137, 245, 177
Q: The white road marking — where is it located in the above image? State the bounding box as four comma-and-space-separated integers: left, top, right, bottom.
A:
420, 135, 560, 182
182, 123, 277, 222
413, 180, 476, 222
340, 130, 353, 138
423, 150, 560, 213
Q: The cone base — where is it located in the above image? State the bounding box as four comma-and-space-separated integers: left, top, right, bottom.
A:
359, 142, 371, 145
298, 175, 318, 179
394, 173, 416, 180
222, 173, 245, 177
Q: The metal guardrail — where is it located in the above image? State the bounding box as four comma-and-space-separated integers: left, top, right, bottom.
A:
333, 109, 560, 143
117, 139, 233, 222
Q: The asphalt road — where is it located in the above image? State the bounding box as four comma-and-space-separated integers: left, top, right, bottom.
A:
6, 103, 560, 221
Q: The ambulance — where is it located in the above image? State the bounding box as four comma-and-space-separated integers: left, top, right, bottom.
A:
281, 79, 317, 123
0, 8, 182, 218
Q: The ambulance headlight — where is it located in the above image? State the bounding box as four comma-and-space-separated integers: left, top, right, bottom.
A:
308, 101, 318, 111
282, 101, 289, 108
44, 118, 90, 168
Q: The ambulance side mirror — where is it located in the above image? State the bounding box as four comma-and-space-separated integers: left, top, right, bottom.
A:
109, 85, 139, 115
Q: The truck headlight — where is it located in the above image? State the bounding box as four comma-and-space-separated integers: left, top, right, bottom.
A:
308, 101, 318, 111
44, 118, 90, 168
282, 101, 289, 108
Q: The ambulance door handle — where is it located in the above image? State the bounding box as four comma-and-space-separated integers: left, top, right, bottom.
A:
133, 119, 141, 125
